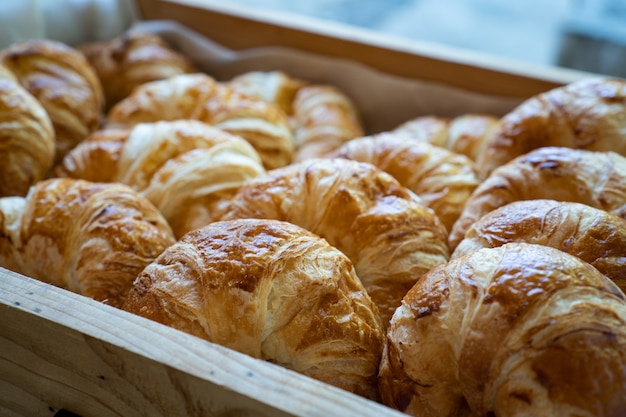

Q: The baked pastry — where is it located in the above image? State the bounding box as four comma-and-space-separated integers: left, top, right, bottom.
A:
0, 178, 175, 307
329, 132, 480, 232
221, 157, 450, 324
1, 39, 104, 163
228, 70, 305, 115
122, 218, 385, 400
227, 70, 364, 161
452, 199, 626, 291
105, 73, 294, 169
379, 242, 626, 417
0, 66, 55, 197
449, 146, 626, 250
394, 115, 449, 146
292, 84, 364, 161
477, 77, 626, 178
394, 114, 499, 164
57, 119, 265, 238
0, 62, 16, 81
79, 29, 197, 109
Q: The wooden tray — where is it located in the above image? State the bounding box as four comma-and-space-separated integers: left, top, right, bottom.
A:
135, 0, 589, 98
0, 268, 405, 416
0, 1, 594, 416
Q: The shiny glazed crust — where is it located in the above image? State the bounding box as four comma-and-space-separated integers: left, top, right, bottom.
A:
477, 77, 626, 178
452, 199, 626, 291
0, 70, 54, 197
57, 119, 265, 238
0, 178, 175, 307
221, 157, 450, 325
122, 218, 385, 400
106, 73, 295, 169
330, 132, 480, 232
1, 39, 104, 163
379, 243, 626, 417
449, 147, 626, 250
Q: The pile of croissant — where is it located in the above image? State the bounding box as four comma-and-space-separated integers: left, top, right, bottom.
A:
1, 27, 626, 416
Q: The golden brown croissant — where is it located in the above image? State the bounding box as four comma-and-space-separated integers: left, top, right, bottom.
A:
1, 39, 104, 163
227, 71, 364, 161
105, 73, 294, 169
57, 119, 265, 238
477, 77, 626, 178
394, 114, 499, 164
329, 132, 480, 232
379, 242, 626, 417
0, 178, 175, 307
221, 158, 450, 325
452, 199, 626, 291
79, 29, 196, 109
228, 70, 306, 115
449, 146, 626, 250
292, 84, 364, 161
0, 66, 55, 197
122, 218, 385, 400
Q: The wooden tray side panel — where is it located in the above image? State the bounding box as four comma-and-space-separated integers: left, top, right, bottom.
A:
134, 0, 589, 98
0, 268, 405, 417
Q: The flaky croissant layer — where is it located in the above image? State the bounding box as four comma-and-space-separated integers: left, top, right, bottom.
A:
57, 119, 266, 238
0, 67, 55, 197
330, 132, 480, 232
292, 84, 364, 161
106, 73, 295, 170
393, 113, 499, 164
452, 199, 626, 292
379, 243, 626, 417
449, 146, 626, 250
123, 218, 385, 400
477, 77, 626, 178
221, 157, 450, 325
79, 28, 197, 109
0, 178, 175, 307
1, 39, 104, 164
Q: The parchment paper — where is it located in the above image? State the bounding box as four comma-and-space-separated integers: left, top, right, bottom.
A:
134, 20, 523, 133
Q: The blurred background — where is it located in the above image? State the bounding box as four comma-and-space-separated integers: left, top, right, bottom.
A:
0, 0, 624, 77
226, 0, 626, 77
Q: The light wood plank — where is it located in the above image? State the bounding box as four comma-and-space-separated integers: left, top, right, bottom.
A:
0, 268, 405, 417
134, 0, 594, 98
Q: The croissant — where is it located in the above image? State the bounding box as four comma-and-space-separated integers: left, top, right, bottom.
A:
228, 70, 306, 115
0, 178, 175, 307
452, 199, 626, 291
329, 132, 480, 232
79, 29, 196, 109
105, 73, 294, 169
292, 85, 364, 161
476, 77, 626, 178
122, 218, 385, 400
0, 66, 55, 197
449, 146, 626, 250
1, 39, 104, 163
221, 157, 450, 325
227, 70, 364, 161
394, 114, 499, 164
379, 242, 626, 417
57, 119, 265, 238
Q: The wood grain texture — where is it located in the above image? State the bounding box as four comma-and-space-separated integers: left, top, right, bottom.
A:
0, 267, 405, 417
134, 0, 591, 98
